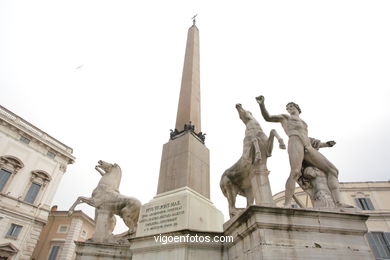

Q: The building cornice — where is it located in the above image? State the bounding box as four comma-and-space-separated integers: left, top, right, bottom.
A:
49, 210, 96, 227
273, 181, 390, 198
0, 105, 75, 164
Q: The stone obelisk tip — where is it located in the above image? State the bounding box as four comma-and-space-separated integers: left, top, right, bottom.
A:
174, 21, 201, 133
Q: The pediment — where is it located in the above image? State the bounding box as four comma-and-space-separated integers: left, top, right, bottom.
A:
0, 242, 18, 255
0, 155, 24, 170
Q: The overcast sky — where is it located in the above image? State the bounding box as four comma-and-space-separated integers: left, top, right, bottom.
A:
1, 1, 390, 233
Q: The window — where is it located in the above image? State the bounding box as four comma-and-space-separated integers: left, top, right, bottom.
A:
355, 197, 375, 210
291, 204, 300, 208
19, 136, 30, 144
367, 232, 390, 259
47, 151, 56, 159
0, 156, 24, 193
6, 224, 22, 239
24, 183, 42, 204
80, 229, 87, 239
23, 170, 51, 205
57, 225, 68, 233
48, 245, 61, 260
0, 169, 12, 192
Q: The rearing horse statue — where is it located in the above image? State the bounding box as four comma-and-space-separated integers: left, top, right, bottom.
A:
69, 160, 141, 243
220, 104, 286, 218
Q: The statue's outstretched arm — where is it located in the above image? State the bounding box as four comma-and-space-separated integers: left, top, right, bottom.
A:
310, 137, 336, 150
256, 95, 285, 123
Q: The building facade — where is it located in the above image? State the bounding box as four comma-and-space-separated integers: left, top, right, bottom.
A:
32, 208, 95, 260
273, 181, 390, 259
0, 105, 75, 259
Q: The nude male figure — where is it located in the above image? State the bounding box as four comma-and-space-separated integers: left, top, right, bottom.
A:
256, 95, 348, 208
297, 138, 336, 208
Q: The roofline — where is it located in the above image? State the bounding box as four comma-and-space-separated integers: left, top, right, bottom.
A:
0, 105, 75, 163
273, 180, 390, 197
49, 210, 95, 226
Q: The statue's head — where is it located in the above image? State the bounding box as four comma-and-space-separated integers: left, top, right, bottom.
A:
97, 160, 115, 172
286, 102, 301, 115
236, 104, 254, 124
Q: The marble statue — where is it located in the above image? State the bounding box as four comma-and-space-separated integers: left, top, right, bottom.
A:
256, 95, 351, 208
297, 138, 337, 208
220, 104, 285, 218
69, 160, 141, 243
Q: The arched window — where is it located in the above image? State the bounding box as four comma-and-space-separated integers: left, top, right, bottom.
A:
0, 155, 24, 193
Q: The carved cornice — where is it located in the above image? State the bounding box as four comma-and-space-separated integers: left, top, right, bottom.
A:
170, 122, 206, 144
0, 105, 75, 163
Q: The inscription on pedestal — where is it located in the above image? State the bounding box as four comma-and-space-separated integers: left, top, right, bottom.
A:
137, 196, 186, 236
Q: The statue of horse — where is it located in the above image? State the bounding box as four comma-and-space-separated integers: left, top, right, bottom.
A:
220, 104, 285, 218
69, 160, 141, 243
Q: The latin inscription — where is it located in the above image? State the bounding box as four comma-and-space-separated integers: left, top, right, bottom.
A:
139, 199, 185, 232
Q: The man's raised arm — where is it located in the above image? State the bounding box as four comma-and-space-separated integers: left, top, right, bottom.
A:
255, 95, 285, 122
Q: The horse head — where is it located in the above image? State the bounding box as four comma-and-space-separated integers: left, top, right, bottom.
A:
236, 104, 255, 124
96, 160, 122, 189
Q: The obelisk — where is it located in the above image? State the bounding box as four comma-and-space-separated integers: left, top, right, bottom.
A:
136, 21, 223, 237
156, 22, 209, 198
175, 22, 201, 133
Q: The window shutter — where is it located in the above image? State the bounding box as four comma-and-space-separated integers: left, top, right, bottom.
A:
13, 225, 22, 237
0, 169, 11, 192
366, 232, 381, 258
48, 245, 60, 260
384, 232, 390, 252
354, 198, 362, 209
366, 198, 375, 210
6, 224, 22, 238
24, 183, 41, 204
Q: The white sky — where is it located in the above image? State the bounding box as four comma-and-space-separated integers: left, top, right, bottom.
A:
1, 1, 390, 233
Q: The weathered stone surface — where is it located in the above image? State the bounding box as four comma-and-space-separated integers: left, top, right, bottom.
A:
175, 25, 201, 133
157, 133, 210, 198
131, 230, 223, 260
220, 104, 285, 218
223, 205, 375, 260
256, 95, 351, 209
75, 241, 132, 260
69, 160, 141, 243
136, 187, 223, 237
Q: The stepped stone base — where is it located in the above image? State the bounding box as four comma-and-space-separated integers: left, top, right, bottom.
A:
75, 205, 375, 260
74, 241, 132, 260
223, 205, 375, 260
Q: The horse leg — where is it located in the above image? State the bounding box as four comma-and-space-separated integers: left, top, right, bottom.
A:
120, 199, 141, 233
226, 184, 239, 218
69, 196, 86, 214
69, 196, 95, 215
245, 187, 254, 208
267, 129, 285, 156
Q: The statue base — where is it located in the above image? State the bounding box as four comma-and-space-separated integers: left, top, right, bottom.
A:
130, 230, 223, 260
74, 241, 132, 260
136, 187, 224, 237
223, 205, 375, 260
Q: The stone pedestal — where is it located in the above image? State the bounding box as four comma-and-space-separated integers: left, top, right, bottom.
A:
136, 187, 224, 237
157, 133, 210, 198
130, 230, 223, 260
74, 241, 132, 260
92, 209, 114, 243
223, 205, 375, 260
251, 169, 275, 207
